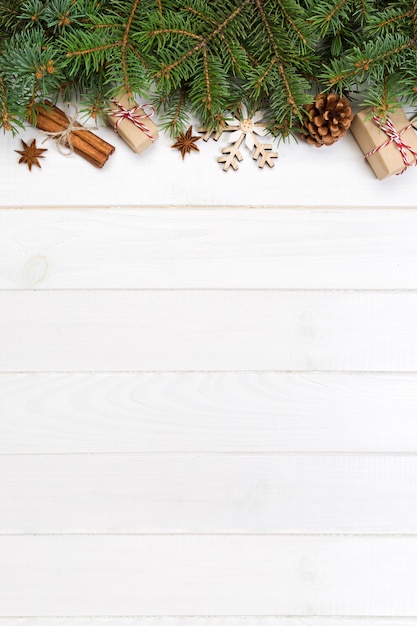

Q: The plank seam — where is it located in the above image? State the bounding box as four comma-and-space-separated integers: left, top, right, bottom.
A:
2, 288, 417, 293
2, 615, 417, 619
1, 533, 416, 537
3, 204, 417, 210
1, 451, 417, 457
0, 366, 417, 376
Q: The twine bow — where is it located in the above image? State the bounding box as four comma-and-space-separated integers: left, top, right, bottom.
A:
40, 104, 98, 156
110, 99, 156, 142
365, 115, 417, 174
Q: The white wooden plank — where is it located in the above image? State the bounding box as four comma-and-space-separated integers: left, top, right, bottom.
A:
0, 454, 415, 534
1, 372, 416, 453
2, 121, 417, 208
2, 208, 417, 290
1, 291, 417, 372
0, 536, 416, 615
4, 618, 416, 623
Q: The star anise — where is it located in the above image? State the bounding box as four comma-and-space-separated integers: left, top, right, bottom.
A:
171, 126, 201, 159
15, 139, 47, 171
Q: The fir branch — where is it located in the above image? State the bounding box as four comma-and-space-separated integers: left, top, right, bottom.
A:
365, 7, 412, 35
254, 0, 299, 114
2, 0, 417, 138
150, 28, 202, 39
202, 48, 212, 112
127, 43, 152, 70
255, 0, 280, 57
253, 56, 277, 92
361, 71, 407, 116
16, 0, 45, 27
67, 41, 121, 57
413, 0, 417, 40
121, 0, 141, 95
154, 0, 251, 79
275, 0, 307, 46
184, 5, 242, 72
156, 85, 191, 136
309, 0, 353, 37
26, 79, 40, 123
326, 0, 349, 24
90, 22, 121, 29
181, 4, 256, 69
377, 10, 411, 29
166, 85, 187, 134
323, 35, 412, 88
170, 86, 186, 131
0, 77, 11, 132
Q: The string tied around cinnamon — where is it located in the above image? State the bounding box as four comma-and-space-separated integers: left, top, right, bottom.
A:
40, 103, 98, 155
365, 115, 417, 174
110, 99, 156, 142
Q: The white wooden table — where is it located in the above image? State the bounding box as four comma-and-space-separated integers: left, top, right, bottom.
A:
1, 119, 417, 624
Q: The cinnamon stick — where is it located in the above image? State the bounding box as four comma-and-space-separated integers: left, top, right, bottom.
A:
34, 112, 110, 168
43, 100, 115, 157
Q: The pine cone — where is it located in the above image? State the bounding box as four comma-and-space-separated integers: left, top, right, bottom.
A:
301, 93, 353, 147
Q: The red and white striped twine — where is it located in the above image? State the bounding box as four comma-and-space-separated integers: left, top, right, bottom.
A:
365, 115, 417, 174
110, 100, 156, 142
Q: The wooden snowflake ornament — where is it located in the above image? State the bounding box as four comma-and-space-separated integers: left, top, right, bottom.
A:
199, 106, 278, 172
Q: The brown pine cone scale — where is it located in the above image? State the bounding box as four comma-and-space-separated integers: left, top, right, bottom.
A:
301, 93, 353, 147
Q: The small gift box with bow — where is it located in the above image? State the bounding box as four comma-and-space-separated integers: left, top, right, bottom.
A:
105, 93, 159, 154
350, 107, 417, 180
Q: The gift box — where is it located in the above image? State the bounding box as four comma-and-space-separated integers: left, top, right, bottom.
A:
350, 107, 417, 180
106, 93, 159, 154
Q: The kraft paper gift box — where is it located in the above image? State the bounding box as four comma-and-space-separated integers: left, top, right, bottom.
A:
106, 93, 159, 154
350, 107, 417, 180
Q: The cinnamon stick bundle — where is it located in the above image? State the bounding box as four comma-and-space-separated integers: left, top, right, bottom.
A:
33, 101, 115, 168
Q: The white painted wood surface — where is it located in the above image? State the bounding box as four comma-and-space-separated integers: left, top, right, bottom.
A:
2, 126, 417, 620
1, 536, 417, 615
1, 208, 417, 290
2, 290, 417, 371
1, 454, 416, 533
1, 372, 416, 453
